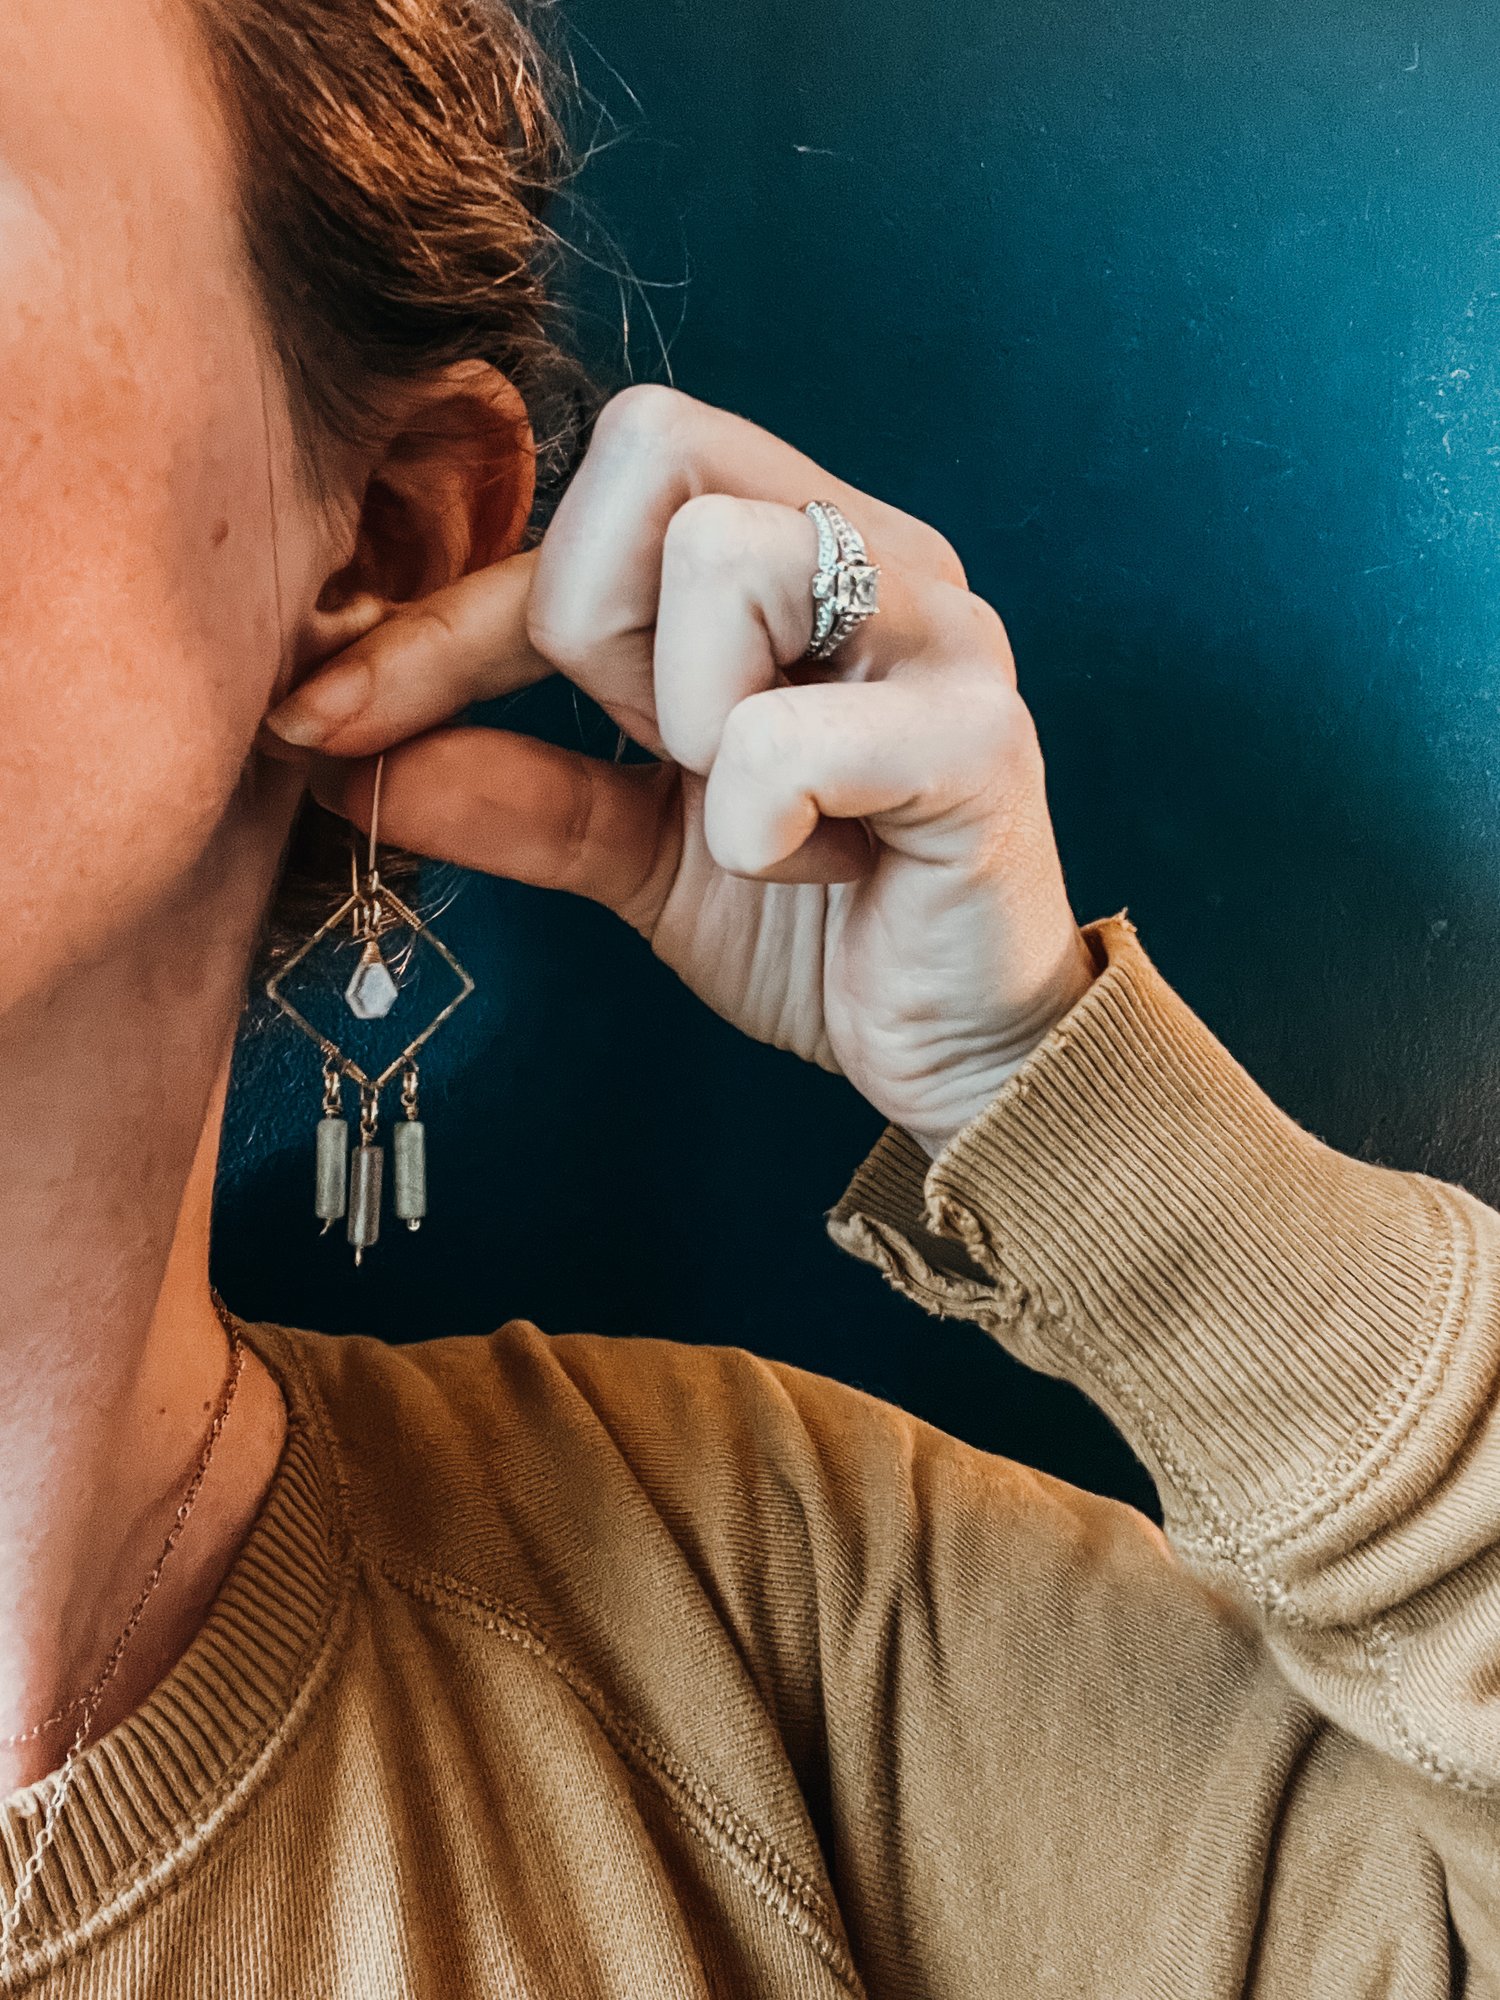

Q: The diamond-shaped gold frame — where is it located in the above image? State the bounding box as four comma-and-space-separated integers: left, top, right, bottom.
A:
265, 880, 476, 1095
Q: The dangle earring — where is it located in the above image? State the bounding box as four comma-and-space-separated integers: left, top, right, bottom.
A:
266, 754, 475, 1265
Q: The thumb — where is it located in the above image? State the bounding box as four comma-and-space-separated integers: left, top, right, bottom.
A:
310, 726, 684, 939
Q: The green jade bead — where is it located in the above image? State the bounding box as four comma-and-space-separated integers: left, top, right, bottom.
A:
394, 1119, 427, 1229
315, 1116, 349, 1224
347, 1142, 383, 1260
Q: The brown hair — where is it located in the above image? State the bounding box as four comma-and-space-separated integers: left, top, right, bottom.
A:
192, 0, 599, 968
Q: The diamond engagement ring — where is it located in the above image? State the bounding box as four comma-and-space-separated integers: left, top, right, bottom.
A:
804, 500, 881, 662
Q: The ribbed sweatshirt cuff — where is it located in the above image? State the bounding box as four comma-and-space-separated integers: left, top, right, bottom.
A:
825, 909, 1471, 1550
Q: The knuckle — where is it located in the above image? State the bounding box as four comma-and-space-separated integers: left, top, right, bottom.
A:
889, 506, 968, 588
718, 686, 803, 777
933, 582, 1015, 685
964, 684, 1036, 785
591, 382, 691, 455
402, 598, 461, 664
966, 591, 1017, 679
930, 532, 969, 590
912, 523, 967, 590
662, 492, 756, 577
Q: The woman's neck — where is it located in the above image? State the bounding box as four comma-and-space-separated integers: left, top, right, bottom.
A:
0, 781, 296, 1795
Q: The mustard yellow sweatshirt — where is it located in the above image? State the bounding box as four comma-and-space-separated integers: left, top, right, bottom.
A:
2, 911, 1497, 1997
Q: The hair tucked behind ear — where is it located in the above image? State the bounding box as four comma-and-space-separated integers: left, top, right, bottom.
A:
192, 0, 600, 971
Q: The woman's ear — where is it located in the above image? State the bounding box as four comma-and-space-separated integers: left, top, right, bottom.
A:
297, 359, 537, 670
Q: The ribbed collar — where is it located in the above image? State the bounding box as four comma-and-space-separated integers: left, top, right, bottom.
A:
0, 1317, 349, 1988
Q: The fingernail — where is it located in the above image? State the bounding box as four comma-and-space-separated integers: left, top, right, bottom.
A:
264, 662, 373, 746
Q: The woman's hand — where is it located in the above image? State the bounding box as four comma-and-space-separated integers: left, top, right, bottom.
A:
264, 387, 1098, 1159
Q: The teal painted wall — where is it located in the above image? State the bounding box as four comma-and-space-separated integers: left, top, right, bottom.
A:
216, 3, 1500, 1514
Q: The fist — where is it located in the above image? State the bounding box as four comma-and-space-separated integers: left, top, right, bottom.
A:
266, 386, 1097, 1159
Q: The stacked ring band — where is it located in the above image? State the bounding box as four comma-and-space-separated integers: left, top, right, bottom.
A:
804, 500, 882, 661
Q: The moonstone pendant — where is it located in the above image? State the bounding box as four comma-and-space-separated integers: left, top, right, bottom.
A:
345, 940, 399, 1021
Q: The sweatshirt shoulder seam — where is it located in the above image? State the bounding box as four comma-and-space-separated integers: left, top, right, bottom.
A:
365, 1549, 864, 1996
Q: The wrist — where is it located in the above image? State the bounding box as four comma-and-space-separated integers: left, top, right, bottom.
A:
906, 925, 1102, 1162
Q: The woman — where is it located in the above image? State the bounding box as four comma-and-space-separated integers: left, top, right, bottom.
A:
0, 0, 1494, 1991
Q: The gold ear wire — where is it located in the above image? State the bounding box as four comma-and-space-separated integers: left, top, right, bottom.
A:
350, 752, 387, 903
367, 751, 385, 886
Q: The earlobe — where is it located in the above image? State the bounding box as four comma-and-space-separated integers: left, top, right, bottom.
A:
294, 360, 537, 677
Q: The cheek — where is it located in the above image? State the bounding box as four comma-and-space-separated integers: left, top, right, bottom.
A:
0, 208, 288, 971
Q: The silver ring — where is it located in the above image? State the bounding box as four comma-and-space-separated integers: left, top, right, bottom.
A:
804, 500, 881, 661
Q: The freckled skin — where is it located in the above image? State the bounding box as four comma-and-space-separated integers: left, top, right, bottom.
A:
0, 0, 339, 1785
0, 0, 326, 1011
0, 0, 540, 1789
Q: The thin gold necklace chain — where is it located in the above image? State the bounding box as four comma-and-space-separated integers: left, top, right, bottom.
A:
0, 1292, 246, 1962
0, 1291, 246, 1748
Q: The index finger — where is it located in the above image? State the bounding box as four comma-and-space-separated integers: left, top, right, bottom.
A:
263, 544, 552, 757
